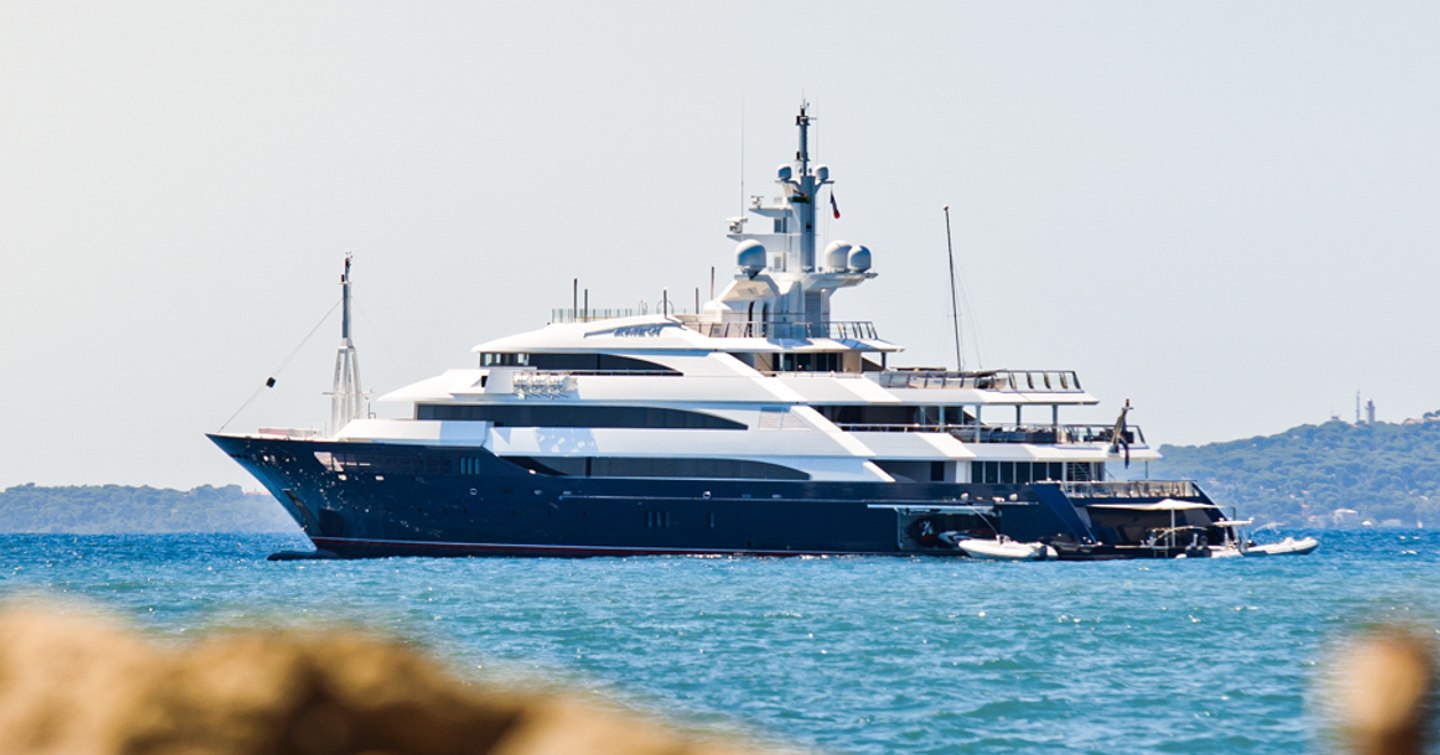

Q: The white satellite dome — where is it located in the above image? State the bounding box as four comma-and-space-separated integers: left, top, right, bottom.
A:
823, 240, 852, 271
736, 240, 767, 275
848, 245, 872, 272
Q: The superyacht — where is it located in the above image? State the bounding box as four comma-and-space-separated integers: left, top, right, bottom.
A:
211, 106, 1265, 560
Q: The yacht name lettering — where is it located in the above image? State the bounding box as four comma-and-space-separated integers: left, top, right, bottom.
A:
612, 325, 668, 338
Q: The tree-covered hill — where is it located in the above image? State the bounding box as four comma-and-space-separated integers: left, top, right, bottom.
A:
1151, 419, 1440, 527
0, 484, 298, 533
11, 418, 1438, 532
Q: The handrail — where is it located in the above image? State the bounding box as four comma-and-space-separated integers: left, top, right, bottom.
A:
680, 319, 879, 340
551, 307, 702, 323
833, 422, 1145, 446
1058, 480, 1202, 499
874, 369, 1084, 393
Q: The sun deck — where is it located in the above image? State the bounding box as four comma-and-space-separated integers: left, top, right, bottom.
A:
551, 309, 882, 341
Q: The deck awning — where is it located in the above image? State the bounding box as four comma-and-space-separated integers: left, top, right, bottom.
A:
1085, 498, 1218, 512
865, 503, 997, 514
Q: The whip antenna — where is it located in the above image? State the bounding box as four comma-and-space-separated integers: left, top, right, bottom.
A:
943, 204, 963, 372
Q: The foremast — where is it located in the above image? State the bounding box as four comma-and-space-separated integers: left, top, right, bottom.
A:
329, 254, 364, 434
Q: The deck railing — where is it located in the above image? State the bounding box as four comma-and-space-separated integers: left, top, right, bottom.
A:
833, 422, 1144, 446
874, 369, 1083, 393
679, 319, 879, 340
1059, 480, 1201, 499
550, 307, 699, 323
549, 311, 882, 340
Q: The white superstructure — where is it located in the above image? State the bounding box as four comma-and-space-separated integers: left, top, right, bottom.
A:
332, 104, 1158, 490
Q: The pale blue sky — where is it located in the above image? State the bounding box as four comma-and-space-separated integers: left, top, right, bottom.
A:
3, 1, 1438, 489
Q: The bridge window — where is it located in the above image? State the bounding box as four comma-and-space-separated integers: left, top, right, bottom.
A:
970, 461, 1094, 485
774, 352, 842, 372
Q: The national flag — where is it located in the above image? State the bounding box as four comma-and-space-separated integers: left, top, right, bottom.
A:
1109, 399, 1132, 468
830, 191, 841, 219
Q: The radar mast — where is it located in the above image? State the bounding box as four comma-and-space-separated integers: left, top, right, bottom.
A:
716, 103, 876, 337
794, 104, 818, 275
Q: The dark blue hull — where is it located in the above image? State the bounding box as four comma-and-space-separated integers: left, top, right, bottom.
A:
208, 434, 1211, 559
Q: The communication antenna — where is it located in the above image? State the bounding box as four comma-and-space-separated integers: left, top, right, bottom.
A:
739, 96, 746, 220
943, 205, 963, 372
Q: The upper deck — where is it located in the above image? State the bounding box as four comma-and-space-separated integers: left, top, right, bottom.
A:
873, 369, 1083, 393
504, 315, 1086, 394
554, 309, 880, 341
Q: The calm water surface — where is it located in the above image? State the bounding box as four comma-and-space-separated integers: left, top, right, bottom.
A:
1, 530, 1435, 753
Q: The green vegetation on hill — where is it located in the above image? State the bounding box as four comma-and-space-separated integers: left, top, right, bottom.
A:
1151, 419, 1440, 527
0, 484, 297, 534
12, 418, 1437, 533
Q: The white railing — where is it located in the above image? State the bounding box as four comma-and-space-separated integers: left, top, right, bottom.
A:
551, 307, 697, 323
510, 372, 576, 397
680, 318, 879, 340
875, 369, 1083, 393
833, 422, 1144, 446
1059, 480, 1201, 499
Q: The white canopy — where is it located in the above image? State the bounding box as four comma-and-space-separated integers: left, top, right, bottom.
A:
1086, 498, 1218, 512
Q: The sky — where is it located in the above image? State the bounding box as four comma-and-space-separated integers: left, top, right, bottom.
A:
2, 1, 1438, 490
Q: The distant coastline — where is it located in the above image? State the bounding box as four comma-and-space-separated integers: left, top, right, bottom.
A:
1152, 418, 1440, 529
6, 416, 1437, 534
0, 484, 298, 534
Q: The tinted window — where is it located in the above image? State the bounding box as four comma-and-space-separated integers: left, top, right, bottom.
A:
774, 352, 843, 372
417, 404, 745, 430
479, 352, 530, 367
480, 352, 678, 374
505, 455, 808, 480
528, 353, 679, 374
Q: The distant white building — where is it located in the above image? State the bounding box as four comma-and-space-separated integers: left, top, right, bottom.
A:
1332, 508, 1361, 527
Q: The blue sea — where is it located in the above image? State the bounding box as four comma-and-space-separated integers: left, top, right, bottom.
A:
0, 530, 1434, 753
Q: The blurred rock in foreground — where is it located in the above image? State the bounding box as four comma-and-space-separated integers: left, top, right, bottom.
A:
0, 605, 756, 755
1331, 627, 1434, 755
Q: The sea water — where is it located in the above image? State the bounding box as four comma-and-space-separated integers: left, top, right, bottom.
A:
1, 530, 1435, 753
